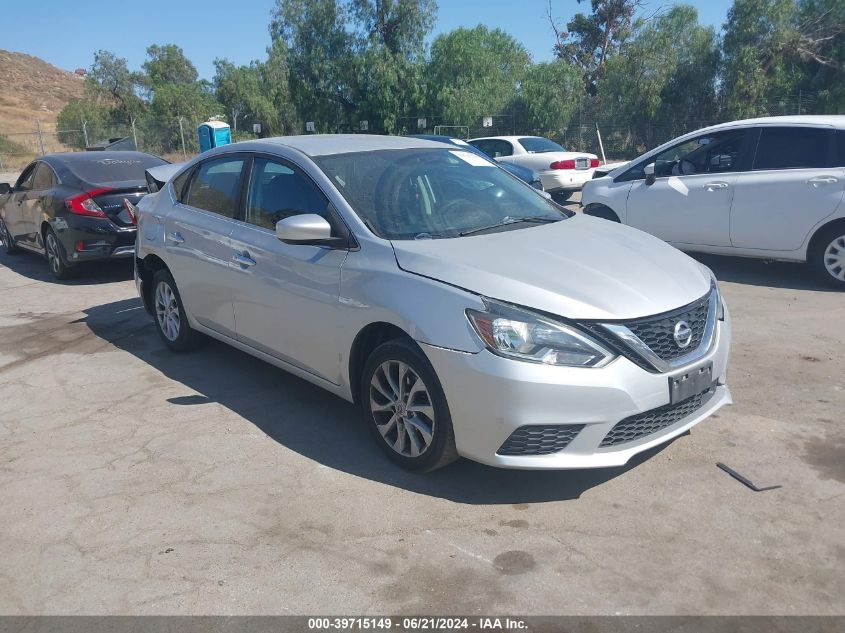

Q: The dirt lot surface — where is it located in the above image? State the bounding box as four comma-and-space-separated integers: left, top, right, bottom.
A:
0, 220, 843, 615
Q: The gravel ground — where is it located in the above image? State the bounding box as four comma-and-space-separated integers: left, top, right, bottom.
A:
0, 206, 842, 615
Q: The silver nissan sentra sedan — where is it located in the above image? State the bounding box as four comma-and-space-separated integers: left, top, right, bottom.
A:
134, 135, 732, 472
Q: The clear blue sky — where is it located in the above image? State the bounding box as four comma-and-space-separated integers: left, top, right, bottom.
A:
3, 0, 733, 80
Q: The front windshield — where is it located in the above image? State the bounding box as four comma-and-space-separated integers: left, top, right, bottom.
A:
518, 137, 566, 153
316, 148, 568, 240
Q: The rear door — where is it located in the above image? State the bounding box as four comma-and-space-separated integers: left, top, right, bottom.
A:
165, 155, 248, 339
729, 126, 844, 252
229, 156, 348, 383
625, 128, 752, 247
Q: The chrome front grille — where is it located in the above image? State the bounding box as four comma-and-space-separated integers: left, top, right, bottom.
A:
595, 285, 719, 373
625, 294, 710, 362
497, 424, 585, 456
599, 388, 715, 447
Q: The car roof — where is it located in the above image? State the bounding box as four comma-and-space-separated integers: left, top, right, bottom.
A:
696, 115, 845, 133
243, 134, 451, 157
468, 136, 541, 142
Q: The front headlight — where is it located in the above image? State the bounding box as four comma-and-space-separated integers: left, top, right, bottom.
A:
466, 299, 615, 367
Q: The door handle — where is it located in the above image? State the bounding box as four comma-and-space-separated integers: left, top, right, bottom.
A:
807, 177, 838, 186
703, 182, 729, 191
167, 232, 185, 244
232, 252, 256, 268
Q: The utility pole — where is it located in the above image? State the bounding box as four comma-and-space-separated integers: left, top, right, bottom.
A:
231, 108, 240, 142
178, 116, 187, 160
82, 119, 89, 148
35, 119, 46, 155
130, 116, 138, 149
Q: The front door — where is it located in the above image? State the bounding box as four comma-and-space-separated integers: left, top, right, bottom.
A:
6, 163, 37, 245
229, 156, 348, 384
164, 155, 248, 339
626, 129, 752, 247
730, 126, 845, 252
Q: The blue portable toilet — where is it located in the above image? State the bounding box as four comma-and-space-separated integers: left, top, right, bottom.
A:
198, 120, 232, 153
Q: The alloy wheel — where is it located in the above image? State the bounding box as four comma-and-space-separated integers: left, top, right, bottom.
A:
46, 233, 61, 274
823, 235, 845, 282
369, 360, 435, 458
155, 281, 181, 342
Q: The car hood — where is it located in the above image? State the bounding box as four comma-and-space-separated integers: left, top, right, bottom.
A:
390, 214, 711, 321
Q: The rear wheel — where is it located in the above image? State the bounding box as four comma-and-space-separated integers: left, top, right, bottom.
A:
45, 228, 73, 280
551, 191, 572, 203
0, 218, 20, 254
360, 339, 458, 472
810, 225, 845, 290
152, 269, 201, 351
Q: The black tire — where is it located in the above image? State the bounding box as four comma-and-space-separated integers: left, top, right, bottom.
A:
0, 218, 21, 254
809, 224, 845, 290
360, 339, 458, 472
44, 227, 74, 280
151, 269, 202, 351
551, 191, 572, 203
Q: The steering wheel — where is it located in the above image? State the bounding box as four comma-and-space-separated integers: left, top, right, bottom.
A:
439, 198, 490, 228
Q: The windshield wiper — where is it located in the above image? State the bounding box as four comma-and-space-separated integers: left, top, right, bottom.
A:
459, 216, 558, 237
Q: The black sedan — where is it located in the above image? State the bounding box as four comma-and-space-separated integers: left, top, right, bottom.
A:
409, 135, 543, 190
0, 151, 166, 279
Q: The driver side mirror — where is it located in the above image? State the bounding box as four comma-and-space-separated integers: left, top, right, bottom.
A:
0, 183, 11, 195
644, 163, 656, 186
276, 214, 347, 248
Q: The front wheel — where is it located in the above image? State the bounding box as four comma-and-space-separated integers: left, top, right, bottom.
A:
0, 218, 21, 254
551, 191, 572, 203
809, 225, 845, 290
360, 339, 458, 472
152, 269, 201, 351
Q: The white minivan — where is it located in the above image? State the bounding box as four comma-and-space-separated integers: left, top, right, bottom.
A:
581, 116, 845, 288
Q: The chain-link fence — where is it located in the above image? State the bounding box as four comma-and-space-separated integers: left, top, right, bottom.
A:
0, 91, 824, 178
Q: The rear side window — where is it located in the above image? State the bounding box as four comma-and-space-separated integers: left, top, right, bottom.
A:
32, 163, 55, 190
184, 157, 246, 218
64, 155, 167, 183
753, 127, 831, 170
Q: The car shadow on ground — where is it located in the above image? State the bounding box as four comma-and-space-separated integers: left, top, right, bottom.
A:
690, 253, 837, 292
0, 249, 134, 285
81, 297, 678, 505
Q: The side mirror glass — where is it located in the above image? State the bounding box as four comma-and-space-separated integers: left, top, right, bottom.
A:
276, 214, 334, 244
644, 163, 656, 185
0, 183, 11, 195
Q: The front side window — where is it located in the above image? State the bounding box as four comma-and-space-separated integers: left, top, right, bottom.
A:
518, 137, 566, 153
184, 157, 246, 218
245, 158, 329, 230
753, 127, 831, 170
15, 163, 36, 191
469, 140, 494, 158
317, 148, 568, 240
652, 130, 748, 178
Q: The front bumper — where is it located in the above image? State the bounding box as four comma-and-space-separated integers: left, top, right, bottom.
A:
421, 316, 731, 469
539, 168, 596, 192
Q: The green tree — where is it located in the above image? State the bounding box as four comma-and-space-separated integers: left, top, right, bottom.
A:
85, 50, 144, 120
549, 0, 642, 95
56, 100, 112, 149
517, 60, 584, 135
427, 26, 530, 127
143, 44, 199, 89
214, 59, 278, 137
270, 0, 358, 132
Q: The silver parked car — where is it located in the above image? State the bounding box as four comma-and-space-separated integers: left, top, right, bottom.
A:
135, 135, 732, 471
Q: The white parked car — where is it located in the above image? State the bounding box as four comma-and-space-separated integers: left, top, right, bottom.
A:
581, 116, 845, 288
469, 136, 598, 200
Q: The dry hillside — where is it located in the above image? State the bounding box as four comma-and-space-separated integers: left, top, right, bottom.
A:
0, 49, 85, 135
